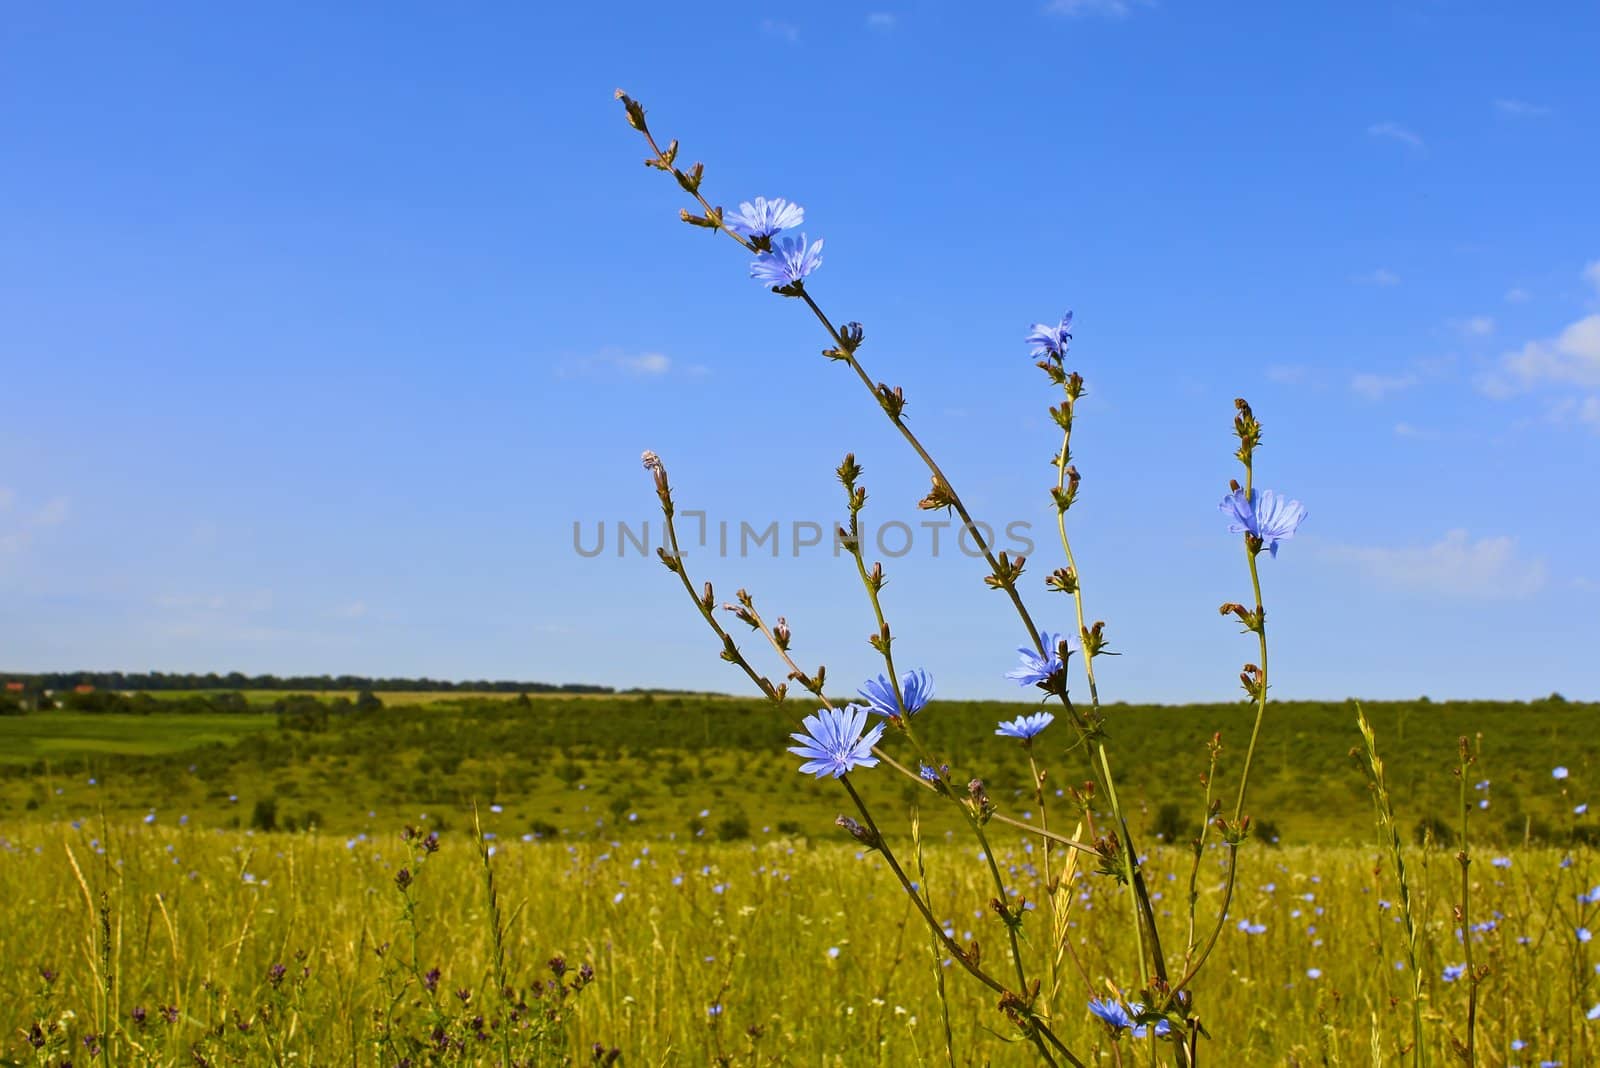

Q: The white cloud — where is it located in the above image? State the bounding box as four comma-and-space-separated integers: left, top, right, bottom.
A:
621, 352, 672, 375
1545, 394, 1600, 434
1368, 122, 1424, 149
1350, 372, 1419, 400
558, 350, 684, 379
1452, 315, 1495, 338
0, 493, 71, 556
1354, 267, 1401, 287
1491, 315, 1600, 391
1393, 422, 1438, 440
336, 600, 369, 619
1324, 530, 1547, 599
1265, 364, 1310, 385
1046, 0, 1135, 15
761, 19, 800, 42
34, 497, 69, 527
1505, 287, 1531, 303
1495, 98, 1550, 117
866, 12, 897, 29
1478, 261, 1600, 405
154, 589, 275, 614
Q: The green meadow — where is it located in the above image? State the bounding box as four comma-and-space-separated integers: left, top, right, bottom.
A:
1, 692, 1596, 1064
1, 693, 1594, 845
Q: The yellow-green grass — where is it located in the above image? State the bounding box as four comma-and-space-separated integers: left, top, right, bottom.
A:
0, 712, 276, 764
2, 696, 1594, 848
3, 820, 1595, 1064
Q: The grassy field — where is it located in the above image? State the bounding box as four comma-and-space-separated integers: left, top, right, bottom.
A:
1, 692, 1596, 1064
3, 823, 1596, 1064
1, 693, 1594, 844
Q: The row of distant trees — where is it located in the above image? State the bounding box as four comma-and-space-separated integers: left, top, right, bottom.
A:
0, 671, 614, 695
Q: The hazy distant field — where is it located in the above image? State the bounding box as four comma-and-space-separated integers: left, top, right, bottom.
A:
1, 692, 1596, 1063
1, 692, 1594, 844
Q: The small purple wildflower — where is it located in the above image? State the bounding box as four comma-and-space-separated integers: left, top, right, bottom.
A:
859, 669, 935, 718
996, 712, 1055, 741
1026, 312, 1074, 360
725, 197, 804, 240
1007, 630, 1072, 687
750, 234, 823, 289
787, 705, 884, 779
1088, 997, 1134, 1030
1219, 488, 1307, 557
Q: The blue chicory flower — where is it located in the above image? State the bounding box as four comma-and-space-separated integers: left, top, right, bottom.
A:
787, 705, 884, 779
1442, 963, 1466, 982
750, 233, 823, 289
858, 669, 935, 719
1007, 630, 1073, 686
725, 196, 804, 239
1088, 998, 1169, 1038
1087, 997, 1134, 1030
1219, 487, 1308, 557
997, 711, 1055, 741
1026, 311, 1074, 360
1554, 766, 1569, 780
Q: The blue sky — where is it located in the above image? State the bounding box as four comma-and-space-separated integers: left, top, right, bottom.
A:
2, 2, 1597, 703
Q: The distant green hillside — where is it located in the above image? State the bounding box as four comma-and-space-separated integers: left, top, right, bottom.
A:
0, 692, 1593, 846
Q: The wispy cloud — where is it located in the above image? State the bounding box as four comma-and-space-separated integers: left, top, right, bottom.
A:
1393, 422, 1439, 440
866, 12, 897, 30
1045, 0, 1138, 16
154, 589, 276, 614
1482, 316, 1600, 392
1505, 286, 1531, 304
761, 18, 800, 43
1265, 364, 1311, 385
1353, 267, 1401, 287
557, 349, 691, 379
1350, 372, 1419, 401
34, 497, 69, 527
1368, 121, 1424, 150
1546, 394, 1600, 434
1477, 262, 1600, 410
1323, 530, 1547, 599
0, 494, 72, 556
1450, 315, 1496, 338
1494, 98, 1550, 118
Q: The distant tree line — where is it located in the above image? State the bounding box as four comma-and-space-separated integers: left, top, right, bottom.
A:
0, 671, 613, 695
